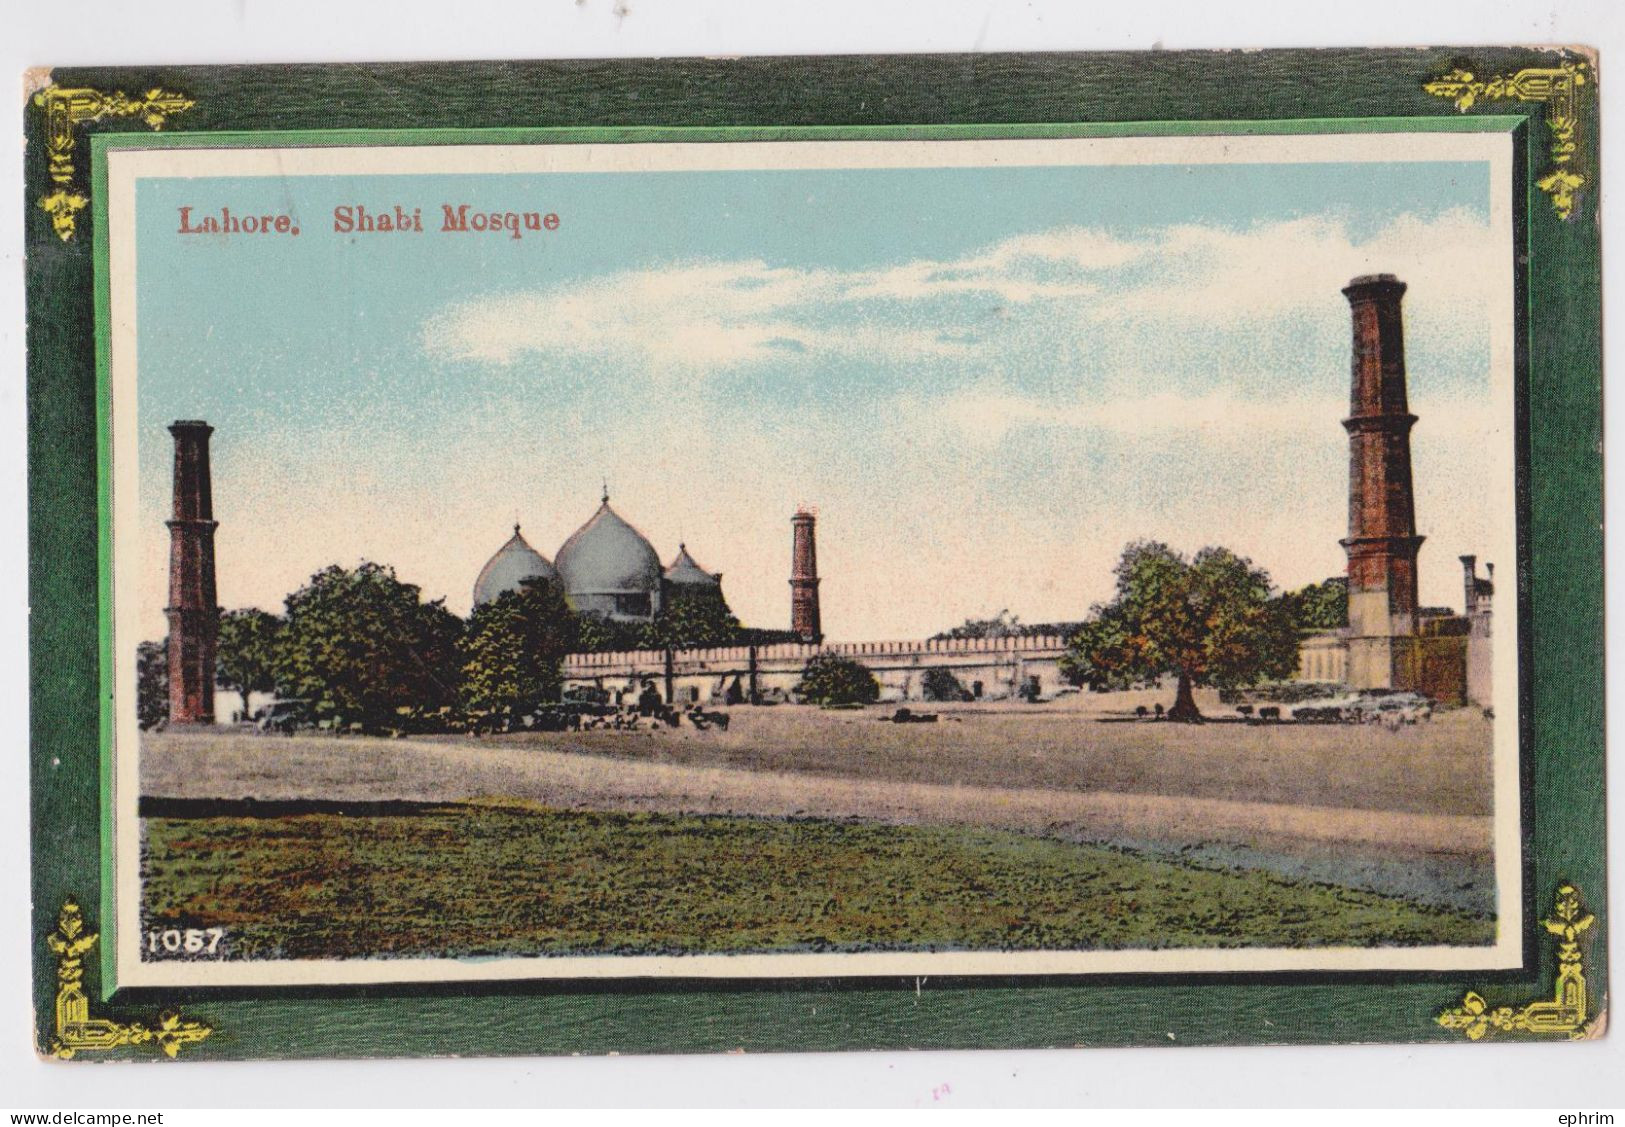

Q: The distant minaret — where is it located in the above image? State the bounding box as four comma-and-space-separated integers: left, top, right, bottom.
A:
789, 508, 822, 644
166, 420, 219, 724
1340, 275, 1423, 690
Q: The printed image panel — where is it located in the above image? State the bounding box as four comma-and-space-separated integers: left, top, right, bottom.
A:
103, 131, 1521, 987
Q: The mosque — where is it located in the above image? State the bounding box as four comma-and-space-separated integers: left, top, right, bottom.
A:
472, 489, 724, 621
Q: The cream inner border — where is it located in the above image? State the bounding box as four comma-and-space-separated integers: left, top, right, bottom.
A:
107, 131, 1521, 987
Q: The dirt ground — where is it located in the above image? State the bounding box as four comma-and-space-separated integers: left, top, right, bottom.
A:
141, 704, 1494, 862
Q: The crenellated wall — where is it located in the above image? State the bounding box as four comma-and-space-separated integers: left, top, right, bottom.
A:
563, 634, 1073, 705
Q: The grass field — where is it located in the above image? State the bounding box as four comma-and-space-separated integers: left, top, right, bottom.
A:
141, 803, 1493, 960
138, 702, 1498, 960
471, 703, 1494, 817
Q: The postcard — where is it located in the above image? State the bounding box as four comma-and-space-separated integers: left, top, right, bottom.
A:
26, 49, 1605, 1058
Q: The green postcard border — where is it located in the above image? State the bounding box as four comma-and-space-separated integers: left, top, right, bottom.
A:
23, 49, 1602, 1059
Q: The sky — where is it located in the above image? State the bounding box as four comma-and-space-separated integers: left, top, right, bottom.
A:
131, 152, 1504, 643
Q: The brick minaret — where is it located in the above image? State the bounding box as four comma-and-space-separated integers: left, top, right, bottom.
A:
1340, 275, 1423, 690
166, 420, 219, 724
789, 508, 822, 644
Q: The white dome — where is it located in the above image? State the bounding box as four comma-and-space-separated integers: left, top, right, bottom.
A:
472, 526, 558, 607
556, 496, 663, 597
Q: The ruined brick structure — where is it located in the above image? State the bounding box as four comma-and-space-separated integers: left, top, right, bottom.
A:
165, 420, 218, 724
790, 508, 822, 644
1341, 274, 1425, 690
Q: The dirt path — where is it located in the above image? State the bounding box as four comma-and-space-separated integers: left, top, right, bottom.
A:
142, 730, 1491, 858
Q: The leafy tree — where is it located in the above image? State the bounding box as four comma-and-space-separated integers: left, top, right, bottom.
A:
933, 610, 1023, 641
274, 562, 463, 733
572, 612, 647, 654
136, 639, 169, 730
1059, 541, 1300, 723
216, 608, 282, 722
735, 626, 804, 647
1056, 610, 1148, 693
794, 653, 881, 706
1278, 576, 1349, 632
921, 666, 967, 702
932, 610, 1082, 641
639, 588, 742, 650
458, 578, 578, 730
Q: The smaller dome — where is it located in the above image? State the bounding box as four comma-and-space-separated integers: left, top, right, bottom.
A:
664, 544, 720, 587
473, 525, 559, 607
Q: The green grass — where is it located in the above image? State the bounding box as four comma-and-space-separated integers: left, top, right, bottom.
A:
140, 806, 1493, 960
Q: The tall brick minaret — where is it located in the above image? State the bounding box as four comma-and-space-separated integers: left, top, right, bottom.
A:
789, 508, 822, 644
1340, 275, 1423, 690
166, 420, 219, 724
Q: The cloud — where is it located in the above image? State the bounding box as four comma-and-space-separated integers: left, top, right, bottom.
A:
420, 209, 1495, 375
1098, 210, 1500, 346
933, 386, 1504, 447
420, 258, 983, 369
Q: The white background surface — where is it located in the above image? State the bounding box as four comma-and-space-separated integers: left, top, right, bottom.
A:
3, 0, 1622, 1109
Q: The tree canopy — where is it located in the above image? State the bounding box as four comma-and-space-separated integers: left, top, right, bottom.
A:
572, 612, 646, 654
1059, 541, 1300, 722
216, 608, 282, 721
921, 666, 968, 702
274, 562, 463, 733
136, 639, 168, 730
1278, 576, 1349, 632
933, 610, 1082, 641
570, 588, 790, 653
458, 577, 578, 730
638, 587, 743, 650
933, 610, 1024, 640
794, 653, 881, 706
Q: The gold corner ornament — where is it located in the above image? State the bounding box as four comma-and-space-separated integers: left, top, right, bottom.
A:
1437, 884, 1598, 1041
1423, 61, 1588, 220
45, 899, 211, 1059
32, 84, 194, 241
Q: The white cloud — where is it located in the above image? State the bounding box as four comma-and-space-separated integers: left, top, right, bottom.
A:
1100, 210, 1499, 345
421, 258, 981, 369
420, 210, 1494, 374
934, 386, 1504, 447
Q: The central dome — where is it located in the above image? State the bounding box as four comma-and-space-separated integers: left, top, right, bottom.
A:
555, 494, 663, 620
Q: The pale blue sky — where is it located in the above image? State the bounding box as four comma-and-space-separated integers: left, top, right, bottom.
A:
133, 157, 1500, 640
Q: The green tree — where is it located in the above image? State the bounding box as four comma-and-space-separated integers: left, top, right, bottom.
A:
794, 653, 881, 706
1278, 576, 1349, 631
735, 626, 804, 646
572, 612, 646, 654
274, 562, 463, 734
639, 588, 743, 650
458, 578, 578, 730
136, 639, 168, 730
1059, 541, 1300, 722
933, 610, 1081, 641
921, 666, 967, 702
932, 610, 1022, 641
216, 608, 282, 722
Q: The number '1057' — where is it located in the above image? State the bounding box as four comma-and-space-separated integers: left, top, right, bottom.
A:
145, 927, 225, 955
